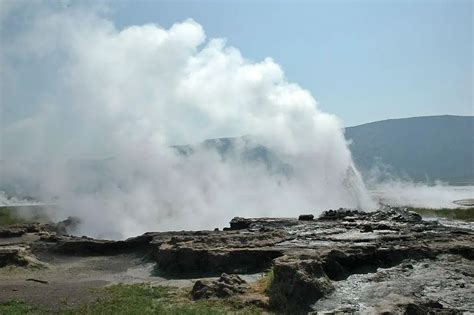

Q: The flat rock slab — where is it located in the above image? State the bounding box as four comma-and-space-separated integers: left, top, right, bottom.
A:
0, 206, 473, 313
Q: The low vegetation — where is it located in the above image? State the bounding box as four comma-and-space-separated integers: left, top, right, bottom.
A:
0, 284, 267, 315
0, 300, 41, 315
252, 269, 274, 295
409, 207, 474, 222
0, 207, 27, 226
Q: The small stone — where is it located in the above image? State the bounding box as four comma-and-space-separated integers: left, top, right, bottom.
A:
298, 214, 314, 221
360, 225, 374, 233
402, 263, 414, 270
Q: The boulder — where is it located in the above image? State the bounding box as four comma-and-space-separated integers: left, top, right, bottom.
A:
229, 217, 253, 230
298, 214, 314, 221
268, 255, 334, 314
55, 216, 81, 235
318, 208, 366, 221
403, 300, 461, 315
191, 273, 249, 300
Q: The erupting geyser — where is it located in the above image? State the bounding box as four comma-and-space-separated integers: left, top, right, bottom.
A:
1, 4, 375, 239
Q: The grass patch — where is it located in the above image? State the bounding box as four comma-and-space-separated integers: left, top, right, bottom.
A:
0, 283, 267, 315
0, 207, 28, 226
409, 207, 474, 222
253, 270, 274, 295
0, 300, 46, 315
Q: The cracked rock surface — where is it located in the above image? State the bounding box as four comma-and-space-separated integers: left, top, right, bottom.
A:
0, 206, 472, 313
191, 273, 249, 300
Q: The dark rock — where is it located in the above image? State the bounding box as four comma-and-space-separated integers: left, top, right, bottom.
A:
360, 224, 374, 233
319, 208, 366, 221
373, 223, 397, 230
155, 246, 283, 276
402, 263, 414, 270
0, 223, 54, 238
26, 278, 48, 284
52, 237, 131, 255
0, 246, 44, 268
371, 207, 422, 223
55, 216, 81, 235
0, 227, 27, 238
321, 246, 438, 281
191, 273, 248, 300
0, 246, 29, 267
298, 214, 314, 221
268, 255, 334, 314
152, 230, 286, 276
229, 217, 253, 230
403, 300, 461, 315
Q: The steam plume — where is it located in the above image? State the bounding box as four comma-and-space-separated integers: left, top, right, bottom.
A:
1, 3, 374, 238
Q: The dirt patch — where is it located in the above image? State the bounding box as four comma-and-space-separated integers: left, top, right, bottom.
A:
0, 279, 107, 311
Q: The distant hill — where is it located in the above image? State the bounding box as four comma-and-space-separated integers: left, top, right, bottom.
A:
345, 115, 474, 184
2, 116, 471, 202
174, 115, 474, 184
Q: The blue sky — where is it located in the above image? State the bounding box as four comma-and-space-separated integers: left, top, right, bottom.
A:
109, 0, 472, 126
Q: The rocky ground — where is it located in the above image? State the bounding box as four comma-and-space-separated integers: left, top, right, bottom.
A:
0, 207, 473, 314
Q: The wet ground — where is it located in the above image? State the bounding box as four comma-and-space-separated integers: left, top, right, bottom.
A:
313, 254, 474, 313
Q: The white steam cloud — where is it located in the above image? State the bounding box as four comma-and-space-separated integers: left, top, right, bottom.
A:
1, 3, 374, 239
371, 182, 474, 209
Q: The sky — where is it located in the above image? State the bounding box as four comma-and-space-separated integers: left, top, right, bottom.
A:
107, 0, 473, 126
0, 0, 472, 127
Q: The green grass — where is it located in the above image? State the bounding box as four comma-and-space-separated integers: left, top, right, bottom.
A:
409, 207, 474, 222
0, 207, 28, 226
0, 300, 45, 315
252, 269, 274, 295
0, 284, 266, 315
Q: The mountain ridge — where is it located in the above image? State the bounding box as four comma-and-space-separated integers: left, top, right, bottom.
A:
345, 115, 473, 184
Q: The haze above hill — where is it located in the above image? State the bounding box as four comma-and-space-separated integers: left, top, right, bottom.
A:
345, 115, 473, 184
2, 115, 472, 203
194, 115, 473, 185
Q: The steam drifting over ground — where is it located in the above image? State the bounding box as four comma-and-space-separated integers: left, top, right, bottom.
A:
371, 182, 474, 209
0, 3, 376, 239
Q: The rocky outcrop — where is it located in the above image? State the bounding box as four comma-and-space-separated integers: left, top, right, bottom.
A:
0, 227, 27, 238
54, 216, 81, 235
51, 237, 131, 255
402, 301, 462, 315
298, 214, 314, 221
268, 255, 334, 314
0, 223, 46, 238
1, 206, 473, 313
191, 273, 249, 300
229, 217, 253, 230
153, 230, 286, 276
318, 208, 366, 221
0, 245, 45, 268
156, 246, 283, 276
